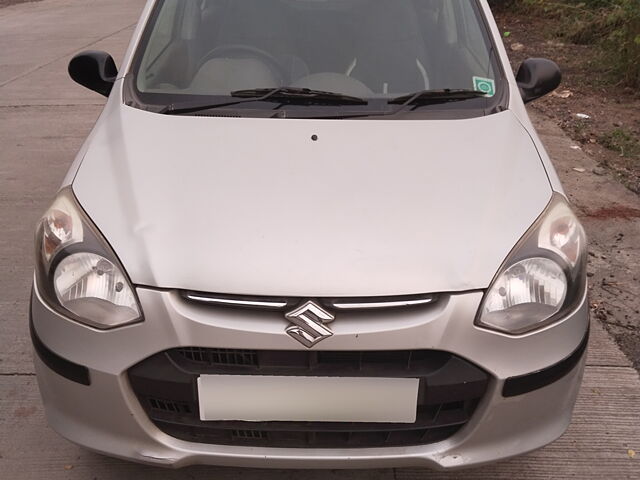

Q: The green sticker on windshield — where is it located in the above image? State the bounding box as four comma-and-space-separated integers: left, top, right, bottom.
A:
473, 76, 496, 97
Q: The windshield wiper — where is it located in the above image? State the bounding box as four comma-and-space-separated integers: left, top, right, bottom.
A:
160, 87, 367, 115
160, 88, 478, 117
307, 89, 487, 119
267, 88, 487, 119
160, 87, 290, 115
231, 87, 368, 105
388, 89, 487, 106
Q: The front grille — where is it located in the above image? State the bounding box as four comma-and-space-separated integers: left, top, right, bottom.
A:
177, 347, 258, 367
148, 397, 192, 414
129, 348, 488, 449
232, 429, 267, 441
180, 291, 439, 312
172, 348, 453, 376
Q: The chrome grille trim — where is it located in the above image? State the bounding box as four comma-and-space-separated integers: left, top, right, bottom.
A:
183, 293, 288, 309
331, 296, 437, 310
181, 291, 439, 312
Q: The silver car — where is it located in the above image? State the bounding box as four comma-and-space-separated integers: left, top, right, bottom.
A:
32, 0, 588, 470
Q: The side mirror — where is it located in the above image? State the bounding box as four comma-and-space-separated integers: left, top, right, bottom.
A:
68, 51, 118, 97
516, 58, 562, 103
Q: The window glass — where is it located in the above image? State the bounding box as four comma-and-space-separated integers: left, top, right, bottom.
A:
139, 0, 179, 75
132, 0, 505, 114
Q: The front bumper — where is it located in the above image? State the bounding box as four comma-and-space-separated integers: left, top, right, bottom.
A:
31, 285, 589, 470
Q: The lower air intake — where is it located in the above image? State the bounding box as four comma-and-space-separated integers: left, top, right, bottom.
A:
129, 348, 488, 449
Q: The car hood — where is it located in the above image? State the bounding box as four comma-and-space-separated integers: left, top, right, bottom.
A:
73, 106, 552, 297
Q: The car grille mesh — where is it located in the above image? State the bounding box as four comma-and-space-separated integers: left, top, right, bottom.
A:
171, 348, 455, 376
177, 347, 258, 367
148, 397, 192, 415
129, 348, 488, 449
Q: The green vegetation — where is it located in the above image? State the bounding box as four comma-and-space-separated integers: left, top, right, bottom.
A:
599, 128, 640, 158
490, 0, 640, 87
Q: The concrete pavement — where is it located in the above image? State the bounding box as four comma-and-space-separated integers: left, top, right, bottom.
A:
0, 1, 638, 478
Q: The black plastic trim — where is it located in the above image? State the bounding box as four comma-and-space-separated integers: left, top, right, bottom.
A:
129, 348, 489, 448
502, 329, 589, 397
29, 309, 91, 386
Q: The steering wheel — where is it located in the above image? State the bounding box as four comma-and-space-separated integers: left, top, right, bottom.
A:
198, 44, 288, 85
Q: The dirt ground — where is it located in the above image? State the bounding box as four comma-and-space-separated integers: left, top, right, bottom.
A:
496, 11, 640, 194
495, 11, 640, 370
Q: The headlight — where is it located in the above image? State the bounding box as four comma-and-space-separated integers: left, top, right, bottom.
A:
476, 194, 587, 335
35, 187, 142, 329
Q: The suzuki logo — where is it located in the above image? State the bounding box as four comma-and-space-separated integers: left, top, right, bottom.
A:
285, 301, 335, 348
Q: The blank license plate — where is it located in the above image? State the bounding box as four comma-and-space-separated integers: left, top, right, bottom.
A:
197, 375, 419, 423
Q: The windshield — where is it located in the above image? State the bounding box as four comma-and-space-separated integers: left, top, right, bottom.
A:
130, 0, 505, 117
